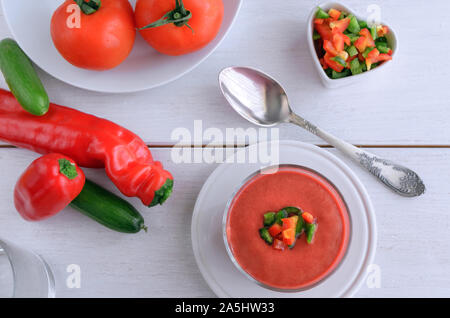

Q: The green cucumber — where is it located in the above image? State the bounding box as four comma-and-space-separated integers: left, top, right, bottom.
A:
70, 179, 147, 234
0, 38, 49, 116
259, 228, 273, 245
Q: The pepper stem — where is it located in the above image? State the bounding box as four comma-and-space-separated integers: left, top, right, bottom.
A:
138, 0, 193, 31
74, 0, 101, 15
59, 159, 78, 180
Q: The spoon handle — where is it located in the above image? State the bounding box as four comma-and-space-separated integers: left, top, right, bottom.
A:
289, 113, 425, 197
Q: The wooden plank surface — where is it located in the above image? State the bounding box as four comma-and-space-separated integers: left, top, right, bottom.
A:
0, 147, 448, 297
0, 0, 449, 146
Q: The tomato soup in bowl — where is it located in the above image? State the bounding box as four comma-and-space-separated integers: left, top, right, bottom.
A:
223, 165, 350, 291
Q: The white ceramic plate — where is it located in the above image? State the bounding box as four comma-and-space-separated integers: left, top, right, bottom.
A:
1, 0, 242, 93
191, 140, 376, 297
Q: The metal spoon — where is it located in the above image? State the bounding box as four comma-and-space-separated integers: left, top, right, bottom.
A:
218, 66, 425, 197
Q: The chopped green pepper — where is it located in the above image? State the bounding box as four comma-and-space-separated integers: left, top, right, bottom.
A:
259, 228, 273, 245
377, 45, 390, 54
331, 56, 347, 67
331, 69, 351, 79
263, 212, 276, 226
313, 31, 321, 41
346, 45, 358, 57
358, 20, 368, 29
283, 207, 302, 215
275, 209, 288, 225
316, 7, 330, 19
347, 15, 360, 34
370, 25, 378, 40
305, 223, 318, 244
362, 47, 375, 58
295, 214, 305, 236
350, 59, 362, 75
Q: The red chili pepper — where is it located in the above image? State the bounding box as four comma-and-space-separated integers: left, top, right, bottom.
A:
0, 89, 173, 207
14, 153, 85, 221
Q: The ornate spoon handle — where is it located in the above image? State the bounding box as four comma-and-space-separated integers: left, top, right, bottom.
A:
289, 113, 425, 197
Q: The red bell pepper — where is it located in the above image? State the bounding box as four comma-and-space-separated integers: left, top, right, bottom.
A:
272, 239, 286, 251
330, 18, 350, 34
268, 223, 282, 237
14, 153, 85, 221
377, 25, 389, 37
332, 33, 345, 52
315, 23, 333, 41
281, 215, 298, 231
0, 89, 173, 207
324, 52, 344, 72
282, 228, 296, 246
323, 40, 339, 56
366, 48, 380, 70
314, 18, 324, 24
328, 8, 341, 20
302, 212, 315, 224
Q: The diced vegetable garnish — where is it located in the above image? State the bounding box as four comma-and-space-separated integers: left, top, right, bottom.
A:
263, 212, 276, 226
258, 207, 318, 249
347, 15, 360, 34
274, 209, 288, 225
315, 7, 330, 19
328, 8, 341, 20
313, 6, 393, 79
259, 228, 273, 245
282, 228, 296, 246
268, 223, 283, 237
282, 216, 298, 231
302, 212, 315, 224
273, 239, 286, 251
305, 223, 318, 244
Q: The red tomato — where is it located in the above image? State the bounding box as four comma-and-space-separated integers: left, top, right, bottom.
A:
50, 0, 136, 71
14, 154, 85, 221
135, 0, 224, 56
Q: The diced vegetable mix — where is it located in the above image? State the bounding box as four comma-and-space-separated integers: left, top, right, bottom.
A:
259, 207, 317, 250
314, 7, 393, 79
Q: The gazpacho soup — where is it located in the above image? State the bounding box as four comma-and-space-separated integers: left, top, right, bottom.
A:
225, 165, 350, 290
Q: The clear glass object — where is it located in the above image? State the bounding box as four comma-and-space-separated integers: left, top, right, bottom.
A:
0, 238, 55, 298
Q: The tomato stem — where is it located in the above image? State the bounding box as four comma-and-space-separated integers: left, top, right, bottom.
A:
74, 0, 101, 15
138, 0, 193, 32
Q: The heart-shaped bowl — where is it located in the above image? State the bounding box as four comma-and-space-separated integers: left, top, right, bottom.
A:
307, 2, 398, 88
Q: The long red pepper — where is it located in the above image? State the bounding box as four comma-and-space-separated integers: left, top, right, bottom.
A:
0, 89, 173, 207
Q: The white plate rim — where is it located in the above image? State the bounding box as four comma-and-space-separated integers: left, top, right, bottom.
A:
191, 140, 377, 298
1, 0, 243, 94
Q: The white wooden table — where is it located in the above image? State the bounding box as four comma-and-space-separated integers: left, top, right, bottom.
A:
0, 0, 449, 297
